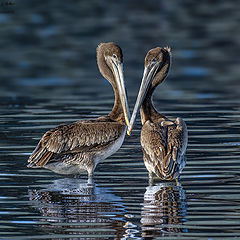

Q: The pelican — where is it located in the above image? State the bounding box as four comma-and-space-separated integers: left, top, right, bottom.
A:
127, 47, 188, 183
28, 42, 130, 178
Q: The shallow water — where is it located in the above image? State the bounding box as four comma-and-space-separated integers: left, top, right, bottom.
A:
1, 1, 240, 239
1, 91, 240, 239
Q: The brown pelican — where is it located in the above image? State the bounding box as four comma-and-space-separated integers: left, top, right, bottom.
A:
127, 47, 188, 183
28, 42, 130, 178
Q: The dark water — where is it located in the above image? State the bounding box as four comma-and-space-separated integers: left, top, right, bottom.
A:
1, 1, 240, 239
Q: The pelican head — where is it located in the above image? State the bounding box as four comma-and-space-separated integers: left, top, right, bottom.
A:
127, 47, 171, 135
97, 42, 130, 127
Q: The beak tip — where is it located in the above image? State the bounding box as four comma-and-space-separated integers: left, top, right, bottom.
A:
127, 127, 132, 136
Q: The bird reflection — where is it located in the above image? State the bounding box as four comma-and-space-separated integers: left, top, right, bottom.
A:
28, 178, 125, 238
141, 182, 188, 238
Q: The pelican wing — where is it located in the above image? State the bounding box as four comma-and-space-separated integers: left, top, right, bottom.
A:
163, 118, 188, 177
28, 119, 125, 167
141, 118, 187, 179
141, 121, 167, 176
166, 118, 187, 159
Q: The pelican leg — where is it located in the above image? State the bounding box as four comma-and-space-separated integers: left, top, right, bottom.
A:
175, 176, 180, 186
74, 173, 80, 178
88, 173, 93, 178
88, 172, 94, 185
88, 177, 94, 185
149, 172, 154, 186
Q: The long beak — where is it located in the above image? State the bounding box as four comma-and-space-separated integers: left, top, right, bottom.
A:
127, 61, 161, 135
110, 57, 130, 127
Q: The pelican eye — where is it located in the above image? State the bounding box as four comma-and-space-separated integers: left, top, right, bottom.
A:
149, 58, 159, 67
151, 58, 158, 63
112, 54, 118, 59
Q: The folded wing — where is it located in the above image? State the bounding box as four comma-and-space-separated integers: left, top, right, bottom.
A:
28, 119, 124, 167
141, 118, 187, 179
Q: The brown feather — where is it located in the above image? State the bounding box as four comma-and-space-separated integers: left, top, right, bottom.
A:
28, 117, 124, 168
141, 118, 187, 180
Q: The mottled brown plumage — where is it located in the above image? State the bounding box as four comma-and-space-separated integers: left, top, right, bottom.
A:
128, 47, 188, 183
28, 42, 130, 178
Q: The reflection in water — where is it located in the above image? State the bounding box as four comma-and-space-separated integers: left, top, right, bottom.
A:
141, 182, 188, 238
28, 178, 125, 238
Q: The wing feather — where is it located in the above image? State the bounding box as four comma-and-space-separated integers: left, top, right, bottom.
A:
141, 118, 187, 179
28, 119, 124, 167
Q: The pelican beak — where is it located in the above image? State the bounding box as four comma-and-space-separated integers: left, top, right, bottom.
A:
110, 56, 130, 127
127, 61, 161, 135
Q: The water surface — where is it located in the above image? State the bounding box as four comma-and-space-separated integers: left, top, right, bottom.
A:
1, 92, 240, 239
1, 1, 240, 239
